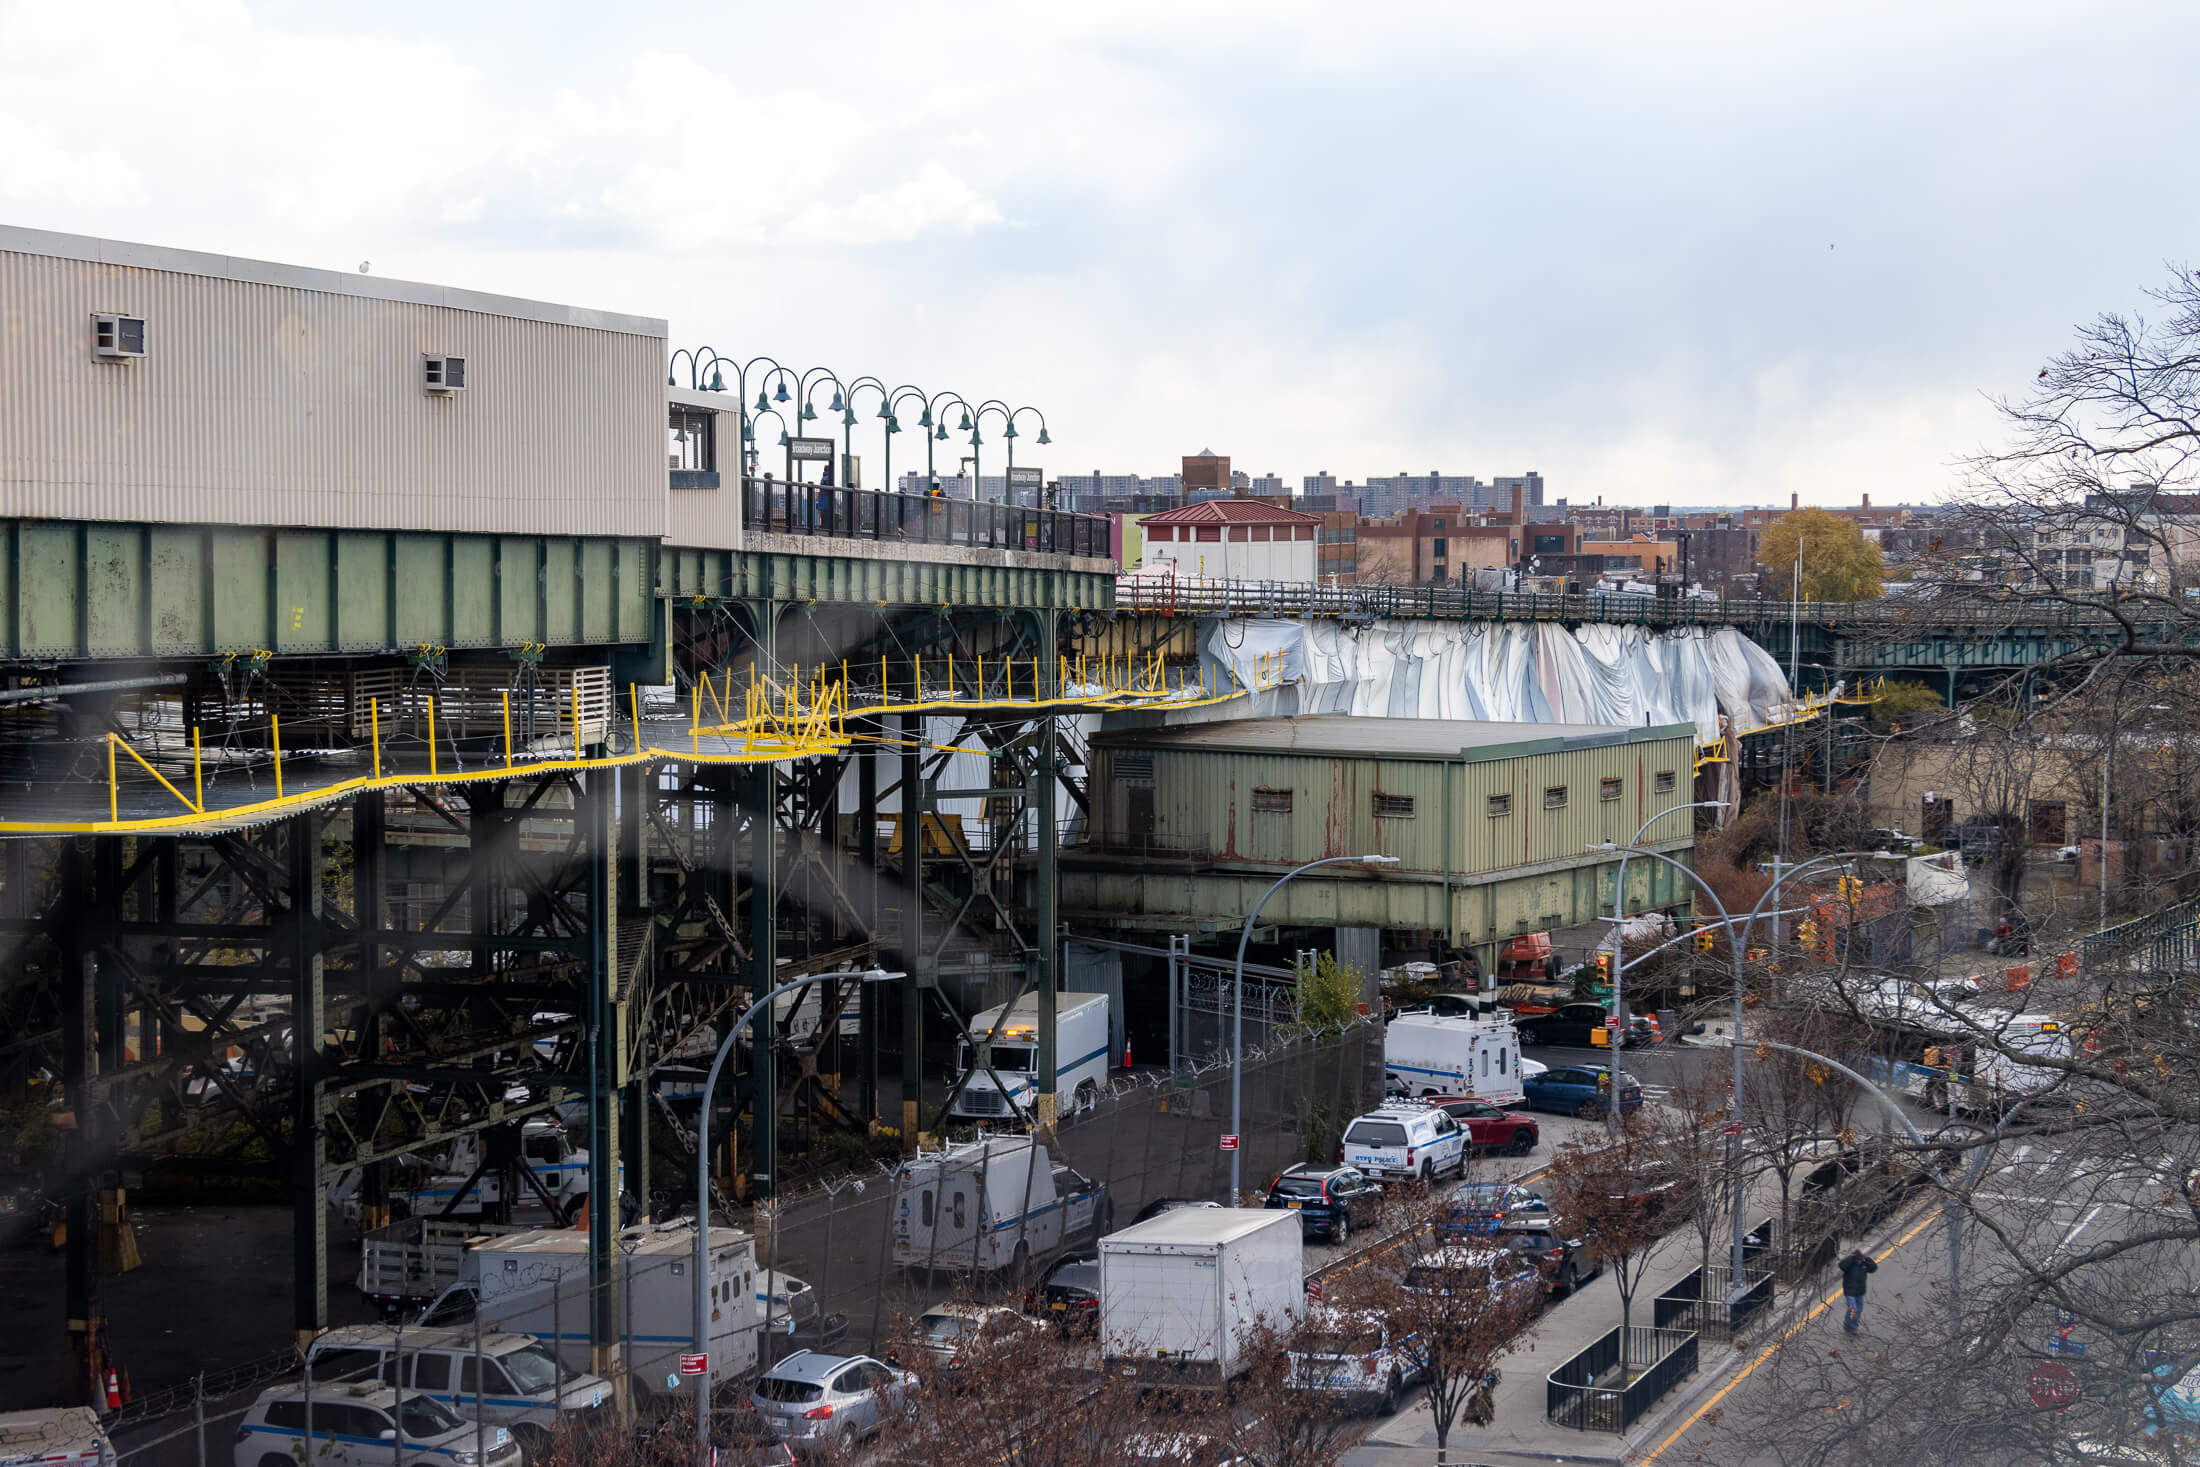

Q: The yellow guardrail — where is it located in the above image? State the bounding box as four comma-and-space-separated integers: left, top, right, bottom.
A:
50, 656, 1287, 836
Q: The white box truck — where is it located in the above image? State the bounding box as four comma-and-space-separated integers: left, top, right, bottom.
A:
891, 1136, 1112, 1278
414, 1222, 761, 1407
1100, 1208, 1306, 1386
949, 992, 1113, 1120
1384, 1010, 1525, 1105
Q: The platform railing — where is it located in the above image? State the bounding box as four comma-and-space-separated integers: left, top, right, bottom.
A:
740, 478, 1108, 559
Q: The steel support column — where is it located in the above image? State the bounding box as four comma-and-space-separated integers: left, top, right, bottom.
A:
58, 841, 97, 1406
617, 762, 651, 1220
740, 762, 778, 1195
856, 730, 881, 1125
291, 812, 328, 1347
584, 772, 622, 1370
900, 709, 924, 1145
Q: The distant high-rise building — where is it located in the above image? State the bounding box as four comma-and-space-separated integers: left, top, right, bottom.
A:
1183, 449, 1231, 496
1492, 471, 1544, 508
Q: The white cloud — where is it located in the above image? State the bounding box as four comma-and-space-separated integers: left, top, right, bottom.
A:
2, 0, 2197, 504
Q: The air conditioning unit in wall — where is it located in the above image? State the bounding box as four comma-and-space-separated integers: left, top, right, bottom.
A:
424, 355, 468, 393
92, 314, 146, 359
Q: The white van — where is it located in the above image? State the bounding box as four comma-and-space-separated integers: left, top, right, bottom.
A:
949, 993, 1113, 1120
1384, 1013, 1524, 1106
305, 1326, 609, 1452
891, 1136, 1111, 1277
1339, 1103, 1467, 1182
232, 1382, 523, 1467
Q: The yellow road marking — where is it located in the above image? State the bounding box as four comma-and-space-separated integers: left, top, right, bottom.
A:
1637, 1207, 1941, 1463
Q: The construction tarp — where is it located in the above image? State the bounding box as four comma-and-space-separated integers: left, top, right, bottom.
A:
1198, 617, 1797, 746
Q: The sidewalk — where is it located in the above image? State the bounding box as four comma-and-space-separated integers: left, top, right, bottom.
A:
1342, 1170, 1912, 1467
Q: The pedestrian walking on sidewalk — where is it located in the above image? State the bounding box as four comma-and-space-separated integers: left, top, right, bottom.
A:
1839, 1249, 1877, 1333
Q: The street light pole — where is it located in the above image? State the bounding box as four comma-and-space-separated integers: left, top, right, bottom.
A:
1606, 800, 1724, 1135
1228, 854, 1399, 1202
1586, 842, 1873, 1294
693, 969, 900, 1466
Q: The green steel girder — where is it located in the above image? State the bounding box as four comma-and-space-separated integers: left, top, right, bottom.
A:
660, 544, 1113, 611
2, 520, 656, 660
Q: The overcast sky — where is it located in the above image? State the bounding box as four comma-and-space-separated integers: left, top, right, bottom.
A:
4, 0, 2195, 505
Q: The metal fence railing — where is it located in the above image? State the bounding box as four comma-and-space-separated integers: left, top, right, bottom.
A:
1652, 1263, 1775, 1339
1546, 1324, 1700, 1433
2081, 895, 2200, 973
740, 479, 1107, 559
1110, 575, 2189, 634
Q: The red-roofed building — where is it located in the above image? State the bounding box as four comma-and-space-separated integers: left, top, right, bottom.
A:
1140, 498, 1320, 581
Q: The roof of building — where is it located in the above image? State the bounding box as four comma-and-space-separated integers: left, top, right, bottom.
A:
0, 224, 666, 338
1142, 499, 1322, 526
1092, 715, 1694, 762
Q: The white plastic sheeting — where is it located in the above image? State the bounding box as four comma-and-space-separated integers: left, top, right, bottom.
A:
1198, 617, 1798, 746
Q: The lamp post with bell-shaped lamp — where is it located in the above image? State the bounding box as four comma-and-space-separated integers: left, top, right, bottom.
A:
970, 401, 1052, 507
683, 353, 794, 488
919, 391, 975, 498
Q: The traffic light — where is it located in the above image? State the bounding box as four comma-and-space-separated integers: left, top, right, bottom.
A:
1595, 953, 1612, 980
1694, 928, 1716, 952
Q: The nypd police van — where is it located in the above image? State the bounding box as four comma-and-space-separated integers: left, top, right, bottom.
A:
1339, 1102, 1467, 1182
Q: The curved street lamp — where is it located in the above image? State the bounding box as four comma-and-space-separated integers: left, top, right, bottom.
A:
1585, 842, 1880, 1299
691, 354, 795, 488
879, 384, 931, 493
693, 968, 902, 1463
921, 391, 974, 497
1605, 799, 1725, 1132
1227, 854, 1400, 1202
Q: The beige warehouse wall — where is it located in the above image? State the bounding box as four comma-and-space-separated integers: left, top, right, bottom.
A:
0, 228, 666, 542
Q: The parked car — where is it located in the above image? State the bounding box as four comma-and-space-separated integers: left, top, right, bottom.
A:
1401, 1246, 1545, 1314
1120, 1433, 1249, 1467
1027, 1253, 1101, 1332
903, 1302, 1039, 1371
699, 1407, 799, 1467
1439, 1181, 1550, 1239
1130, 1197, 1223, 1225
1339, 1103, 1468, 1182
1521, 1065, 1644, 1119
1421, 1096, 1539, 1155
748, 1352, 916, 1457
1490, 1220, 1602, 1296
1867, 828, 1921, 854
1514, 1003, 1615, 1049
1264, 1165, 1383, 1242
233, 1382, 523, 1467
1285, 1308, 1427, 1415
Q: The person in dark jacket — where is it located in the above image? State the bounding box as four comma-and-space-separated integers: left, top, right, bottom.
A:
1839, 1249, 1878, 1332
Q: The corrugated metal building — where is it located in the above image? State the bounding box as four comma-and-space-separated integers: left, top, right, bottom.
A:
0, 225, 666, 541
1072, 716, 1698, 953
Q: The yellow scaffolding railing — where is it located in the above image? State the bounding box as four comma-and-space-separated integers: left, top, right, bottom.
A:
62, 653, 1291, 836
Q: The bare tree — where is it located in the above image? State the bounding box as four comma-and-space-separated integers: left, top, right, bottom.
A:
1545, 1111, 1693, 1368
1656, 1066, 1743, 1283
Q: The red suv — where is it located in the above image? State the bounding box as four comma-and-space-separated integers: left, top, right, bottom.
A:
1422, 1096, 1539, 1156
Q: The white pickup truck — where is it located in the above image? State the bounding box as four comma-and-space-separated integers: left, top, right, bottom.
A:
891, 1136, 1112, 1278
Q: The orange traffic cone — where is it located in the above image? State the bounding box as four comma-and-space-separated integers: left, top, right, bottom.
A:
1123, 1039, 1133, 1068
102, 1366, 120, 1411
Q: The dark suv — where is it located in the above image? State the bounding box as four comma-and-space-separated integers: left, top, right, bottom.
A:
1265, 1165, 1383, 1242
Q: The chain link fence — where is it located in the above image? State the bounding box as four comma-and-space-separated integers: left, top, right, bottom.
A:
89, 1021, 1381, 1467
742, 1019, 1384, 1358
